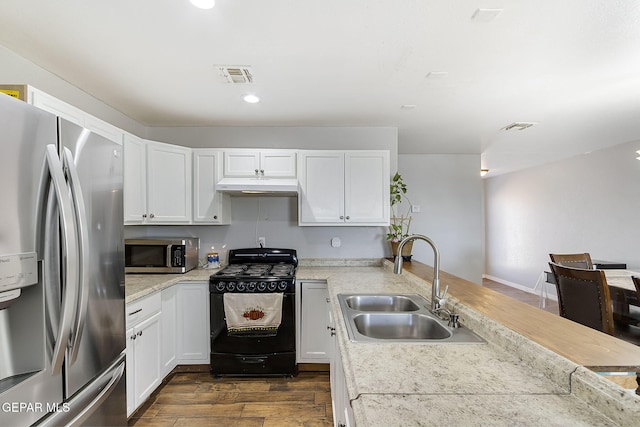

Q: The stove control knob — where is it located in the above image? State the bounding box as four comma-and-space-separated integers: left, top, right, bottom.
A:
277, 281, 288, 291
236, 282, 246, 292
267, 282, 277, 292
226, 282, 236, 292
247, 282, 257, 292
215, 282, 226, 292
257, 282, 267, 292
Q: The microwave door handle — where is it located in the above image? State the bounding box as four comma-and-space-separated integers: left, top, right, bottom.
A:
62, 147, 90, 365
166, 245, 173, 268
45, 144, 80, 375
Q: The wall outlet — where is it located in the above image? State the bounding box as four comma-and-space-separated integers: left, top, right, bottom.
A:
331, 237, 341, 248
411, 205, 421, 213
258, 237, 266, 247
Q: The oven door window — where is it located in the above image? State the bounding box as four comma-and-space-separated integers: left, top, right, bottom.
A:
125, 245, 167, 268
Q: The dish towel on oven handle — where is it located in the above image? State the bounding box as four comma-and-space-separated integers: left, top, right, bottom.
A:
223, 292, 284, 335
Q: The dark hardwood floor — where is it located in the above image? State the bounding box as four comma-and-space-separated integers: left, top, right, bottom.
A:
128, 280, 557, 426
128, 368, 333, 427
482, 277, 559, 315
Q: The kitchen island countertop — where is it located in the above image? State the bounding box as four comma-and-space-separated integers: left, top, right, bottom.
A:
125, 259, 640, 426
296, 261, 640, 426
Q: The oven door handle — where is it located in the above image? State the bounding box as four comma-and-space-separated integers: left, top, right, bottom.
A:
240, 356, 267, 364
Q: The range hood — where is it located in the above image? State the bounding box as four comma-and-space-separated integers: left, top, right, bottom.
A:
215, 177, 299, 195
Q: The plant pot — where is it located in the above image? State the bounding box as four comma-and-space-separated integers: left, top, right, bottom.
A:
390, 240, 413, 261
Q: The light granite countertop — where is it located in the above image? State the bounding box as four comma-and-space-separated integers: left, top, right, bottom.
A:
125, 259, 640, 426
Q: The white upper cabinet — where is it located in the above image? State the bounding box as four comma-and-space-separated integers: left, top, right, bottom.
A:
298, 151, 345, 224
192, 149, 230, 224
146, 141, 192, 223
123, 133, 148, 224
224, 149, 297, 178
123, 137, 192, 224
344, 151, 390, 224
298, 150, 390, 226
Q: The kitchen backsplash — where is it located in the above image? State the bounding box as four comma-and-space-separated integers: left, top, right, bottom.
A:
124, 196, 389, 265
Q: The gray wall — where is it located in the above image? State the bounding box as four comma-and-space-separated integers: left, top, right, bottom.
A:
0, 45, 143, 136
484, 139, 640, 292
147, 126, 398, 168
398, 154, 483, 284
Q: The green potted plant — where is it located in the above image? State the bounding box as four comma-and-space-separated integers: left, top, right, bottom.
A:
386, 172, 413, 260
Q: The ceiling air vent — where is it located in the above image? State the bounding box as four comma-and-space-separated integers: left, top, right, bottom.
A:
501, 122, 536, 131
218, 66, 254, 84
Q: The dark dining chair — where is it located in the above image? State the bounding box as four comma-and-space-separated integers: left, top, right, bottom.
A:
548, 262, 614, 335
549, 253, 593, 269
628, 276, 640, 324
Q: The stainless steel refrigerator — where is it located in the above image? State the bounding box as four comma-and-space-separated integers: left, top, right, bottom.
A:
0, 93, 126, 426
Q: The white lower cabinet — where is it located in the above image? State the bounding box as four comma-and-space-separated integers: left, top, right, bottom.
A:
161, 286, 178, 376
126, 292, 162, 417
297, 280, 333, 363
126, 282, 210, 416
331, 341, 355, 427
176, 282, 210, 364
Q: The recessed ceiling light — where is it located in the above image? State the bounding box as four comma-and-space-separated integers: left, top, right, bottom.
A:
190, 0, 215, 10
471, 8, 503, 22
243, 94, 260, 103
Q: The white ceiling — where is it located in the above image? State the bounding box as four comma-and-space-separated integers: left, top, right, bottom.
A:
1, 0, 640, 175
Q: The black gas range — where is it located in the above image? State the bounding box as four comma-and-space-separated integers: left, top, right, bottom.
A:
209, 248, 298, 377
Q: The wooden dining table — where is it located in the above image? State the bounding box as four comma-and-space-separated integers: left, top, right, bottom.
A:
601, 270, 640, 325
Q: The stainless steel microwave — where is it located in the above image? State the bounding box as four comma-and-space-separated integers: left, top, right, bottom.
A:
125, 238, 199, 273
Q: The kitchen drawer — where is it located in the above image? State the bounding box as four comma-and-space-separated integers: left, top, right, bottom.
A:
126, 292, 161, 328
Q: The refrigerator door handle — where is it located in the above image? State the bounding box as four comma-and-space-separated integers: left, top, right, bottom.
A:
45, 144, 80, 375
62, 147, 91, 365
37, 352, 126, 427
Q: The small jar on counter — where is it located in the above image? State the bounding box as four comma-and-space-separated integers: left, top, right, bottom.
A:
207, 252, 220, 269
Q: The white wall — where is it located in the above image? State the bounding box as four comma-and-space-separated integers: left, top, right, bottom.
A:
147, 125, 398, 169
484, 139, 640, 291
397, 154, 483, 284
0, 45, 143, 136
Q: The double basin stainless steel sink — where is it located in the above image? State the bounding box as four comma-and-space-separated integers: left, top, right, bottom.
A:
338, 294, 485, 344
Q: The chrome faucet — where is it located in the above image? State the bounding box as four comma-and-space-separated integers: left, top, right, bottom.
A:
393, 234, 447, 311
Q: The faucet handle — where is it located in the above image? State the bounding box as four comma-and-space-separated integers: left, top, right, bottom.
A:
436, 285, 449, 307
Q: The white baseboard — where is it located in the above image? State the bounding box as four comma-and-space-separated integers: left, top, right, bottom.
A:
482, 273, 558, 302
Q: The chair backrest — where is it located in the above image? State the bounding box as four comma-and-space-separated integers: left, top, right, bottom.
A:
549, 253, 593, 269
632, 276, 640, 296
548, 262, 614, 335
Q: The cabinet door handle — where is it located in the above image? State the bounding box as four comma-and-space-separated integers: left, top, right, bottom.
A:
142, 214, 147, 219
345, 216, 350, 220
213, 215, 218, 220
149, 213, 155, 219
137, 331, 143, 337
339, 215, 344, 220
128, 308, 142, 316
